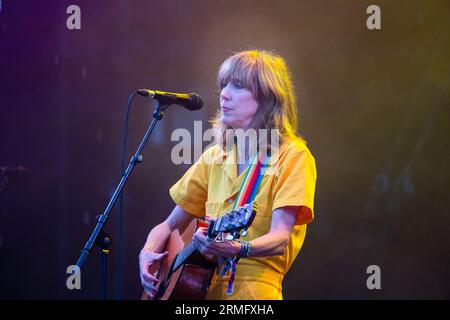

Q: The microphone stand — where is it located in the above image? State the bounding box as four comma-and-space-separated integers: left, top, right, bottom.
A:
75, 100, 168, 299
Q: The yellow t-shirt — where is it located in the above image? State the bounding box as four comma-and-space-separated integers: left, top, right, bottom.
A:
169, 138, 317, 300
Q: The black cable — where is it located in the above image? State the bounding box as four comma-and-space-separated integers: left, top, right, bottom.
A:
114, 90, 139, 300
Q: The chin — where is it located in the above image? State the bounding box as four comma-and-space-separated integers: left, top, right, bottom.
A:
220, 116, 233, 128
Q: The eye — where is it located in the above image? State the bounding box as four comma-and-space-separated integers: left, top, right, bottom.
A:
219, 81, 227, 89
233, 81, 243, 89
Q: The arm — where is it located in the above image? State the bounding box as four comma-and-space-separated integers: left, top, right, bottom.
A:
192, 206, 299, 258
143, 205, 195, 253
246, 206, 297, 257
139, 205, 195, 297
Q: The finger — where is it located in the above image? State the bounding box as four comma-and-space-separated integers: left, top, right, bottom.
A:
196, 232, 209, 245
145, 289, 158, 299
151, 251, 168, 262
141, 277, 159, 290
142, 282, 159, 296
141, 268, 160, 285
192, 237, 201, 250
146, 287, 159, 298
193, 235, 208, 250
195, 229, 207, 240
141, 273, 160, 288
197, 226, 208, 233
193, 232, 202, 243
158, 251, 169, 259
192, 238, 206, 253
141, 271, 160, 283
141, 253, 168, 270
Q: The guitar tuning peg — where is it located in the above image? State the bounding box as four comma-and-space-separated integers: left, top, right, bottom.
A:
226, 234, 234, 241
242, 229, 248, 237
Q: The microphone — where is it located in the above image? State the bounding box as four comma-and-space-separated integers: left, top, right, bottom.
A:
137, 89, 203, 111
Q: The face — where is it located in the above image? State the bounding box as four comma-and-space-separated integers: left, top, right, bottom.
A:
219, 80, 259, 130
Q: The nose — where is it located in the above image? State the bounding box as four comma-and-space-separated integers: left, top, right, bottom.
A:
220, 84, 231, 101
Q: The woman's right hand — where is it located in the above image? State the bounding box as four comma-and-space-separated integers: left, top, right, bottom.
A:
139, 248, 169, 299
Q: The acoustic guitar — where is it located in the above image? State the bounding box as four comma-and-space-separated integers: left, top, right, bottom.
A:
141, 202, 257, 300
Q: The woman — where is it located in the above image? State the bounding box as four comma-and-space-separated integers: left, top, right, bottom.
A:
139, 50, 317, 300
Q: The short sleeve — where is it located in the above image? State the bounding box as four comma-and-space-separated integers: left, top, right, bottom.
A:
169, 148, 215, 218
272, 149, 317, 225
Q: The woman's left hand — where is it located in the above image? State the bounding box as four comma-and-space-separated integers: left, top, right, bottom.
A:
192, 227, 240, 257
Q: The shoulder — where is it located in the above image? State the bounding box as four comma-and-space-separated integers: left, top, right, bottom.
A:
197, 144, 226, 166
270, 137, 317, 186
276, 137, 314, 162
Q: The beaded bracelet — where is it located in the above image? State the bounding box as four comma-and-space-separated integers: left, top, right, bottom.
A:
245, 241, 252, 257
239, 240, 252, 257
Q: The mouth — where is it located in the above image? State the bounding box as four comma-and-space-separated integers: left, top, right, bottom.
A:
221, 107, 232, 112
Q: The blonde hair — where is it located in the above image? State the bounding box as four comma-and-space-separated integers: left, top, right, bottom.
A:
211, 50, 304, 149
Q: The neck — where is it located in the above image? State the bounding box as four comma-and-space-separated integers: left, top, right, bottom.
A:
236, 141, 251, 165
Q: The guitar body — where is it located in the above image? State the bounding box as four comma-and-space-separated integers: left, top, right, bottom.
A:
141, 203, 256, 300
157, 250, 216, 300
142, 219, 216, 300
